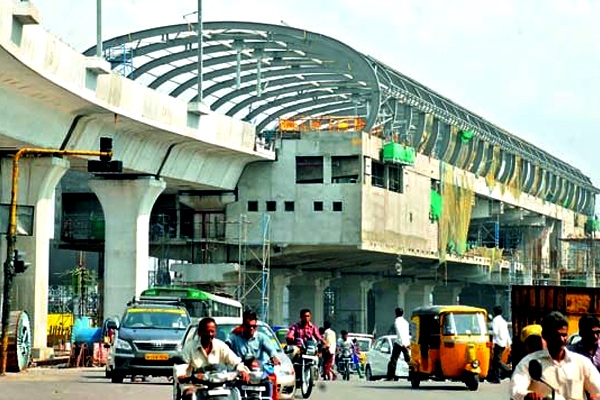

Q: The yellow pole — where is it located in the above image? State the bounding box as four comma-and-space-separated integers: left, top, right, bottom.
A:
0, 147, 110, 375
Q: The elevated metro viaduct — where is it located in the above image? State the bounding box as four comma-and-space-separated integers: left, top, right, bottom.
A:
0, 2, 594, 348
0, 1, 274, 358
70, 20, 600, 333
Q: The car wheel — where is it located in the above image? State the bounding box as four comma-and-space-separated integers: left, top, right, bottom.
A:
365, 365, 374, 381
111, 373, 124, 384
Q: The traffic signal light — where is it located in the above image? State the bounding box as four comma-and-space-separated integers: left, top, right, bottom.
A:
13, 250, 29, 274
88, 137, 123, 173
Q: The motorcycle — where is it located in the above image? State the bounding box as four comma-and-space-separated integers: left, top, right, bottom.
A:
337, 347, 353, 381
177, 364, 241, 400
237, 356, 273, 400
285, 339, 318, 399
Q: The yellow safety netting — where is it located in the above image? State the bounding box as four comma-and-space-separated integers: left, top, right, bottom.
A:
439, 162, 475, 262
485, 145, 501, 190
507, 155, 523, 199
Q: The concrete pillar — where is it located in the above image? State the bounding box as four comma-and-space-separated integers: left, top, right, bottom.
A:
433, 284, 464, 305
405, 283, 435, 317
4, 157, 69, 359
360, 280, 374, 333
270, 274, 291, 326
313, 276, 330, 327
89, 177, 166, 318
397, 283, 410, 311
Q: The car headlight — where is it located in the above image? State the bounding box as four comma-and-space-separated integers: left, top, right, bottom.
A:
116, 338, 132, 351
471, 360, 480, 368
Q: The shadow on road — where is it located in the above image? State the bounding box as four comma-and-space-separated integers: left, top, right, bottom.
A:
81, 375, 173, 386
357, 383, 469, 391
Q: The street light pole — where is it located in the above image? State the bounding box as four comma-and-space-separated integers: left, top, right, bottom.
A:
197, 0, 203, 103
0, 147, 113, 375
96, 0, 102, 58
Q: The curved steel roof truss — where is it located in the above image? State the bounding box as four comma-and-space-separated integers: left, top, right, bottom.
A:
87, 21, 598, 205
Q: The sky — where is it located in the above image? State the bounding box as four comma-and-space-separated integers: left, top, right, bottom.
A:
33, 0, 600, 189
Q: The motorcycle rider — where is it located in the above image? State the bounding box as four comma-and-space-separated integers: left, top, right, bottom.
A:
510, 311, 600, 400
227, 310, 281, 400
286, 309, 324, 347
336, 330, 354, 376
178, 317, 250, 400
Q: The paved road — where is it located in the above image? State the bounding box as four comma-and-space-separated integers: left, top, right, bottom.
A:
0, 368, 510, 400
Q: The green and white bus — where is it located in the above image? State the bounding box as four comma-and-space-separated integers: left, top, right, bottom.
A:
140, 287, 243, 320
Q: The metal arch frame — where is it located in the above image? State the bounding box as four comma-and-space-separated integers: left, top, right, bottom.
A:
89, 21, 598, 204
86, 21, 381, 134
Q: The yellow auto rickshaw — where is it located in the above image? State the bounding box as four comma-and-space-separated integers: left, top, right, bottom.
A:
409, 305, 491, 391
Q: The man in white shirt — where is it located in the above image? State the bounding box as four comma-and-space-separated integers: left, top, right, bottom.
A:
510, 311, 600, 400
491, 305, 512, 383
386, 307, 411, 381
178, 317, 250, 400
323, 321, 337, 380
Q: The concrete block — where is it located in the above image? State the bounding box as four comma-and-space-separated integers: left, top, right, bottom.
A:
85, 57, 112, 75
13, 1, 40, 25
187, 101, 211, 116
32, 346, 54, 361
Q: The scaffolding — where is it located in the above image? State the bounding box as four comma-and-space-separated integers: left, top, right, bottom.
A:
561, 236, 600, 287
238, 214, 271, 322
183, 214, 271, 321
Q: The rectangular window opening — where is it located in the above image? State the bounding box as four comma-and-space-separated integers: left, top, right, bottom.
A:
331, 155, 360, 183
313, 201, 324, 212
247, 201, 258, 212
284, 201, 295, 212
388, 165, 403, 193
371, 161, 385, 188
333, 201, 343, 212
296, 156, 324, 184
266, 201, 277, 212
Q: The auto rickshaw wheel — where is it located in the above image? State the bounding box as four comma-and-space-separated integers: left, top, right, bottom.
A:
464, 373, 479, 391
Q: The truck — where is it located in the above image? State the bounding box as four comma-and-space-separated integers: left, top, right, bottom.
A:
510, 284, 599, 367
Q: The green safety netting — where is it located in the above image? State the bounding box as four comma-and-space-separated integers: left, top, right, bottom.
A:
382, 142, 416, 165
585, 217, 600, 235
430, 189, 442, 221
459, 130, 474, 143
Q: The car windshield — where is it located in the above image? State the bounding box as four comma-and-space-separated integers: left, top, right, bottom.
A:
442, 312, 487, 336
122, 308, 190, 329
217, 323, 284, 352
353, 339, 371, 352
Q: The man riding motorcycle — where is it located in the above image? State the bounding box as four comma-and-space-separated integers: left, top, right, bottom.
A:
286, 309, 324, 347
178, 317, 250, 400
228, 310, 281, 400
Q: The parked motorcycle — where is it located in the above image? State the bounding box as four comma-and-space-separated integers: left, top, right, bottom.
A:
285, 339, 318, 399
178, 364, 241, 400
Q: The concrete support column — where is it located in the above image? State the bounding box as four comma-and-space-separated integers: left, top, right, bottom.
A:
4, 157, 69, 359
360, 280, 374, 333
313, 276, 330, 327
397, 283, 410, 311
270, 274, 291, 326
433, 284, 464, 305
89, 177, 166, 318
405, 283, 435, 317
